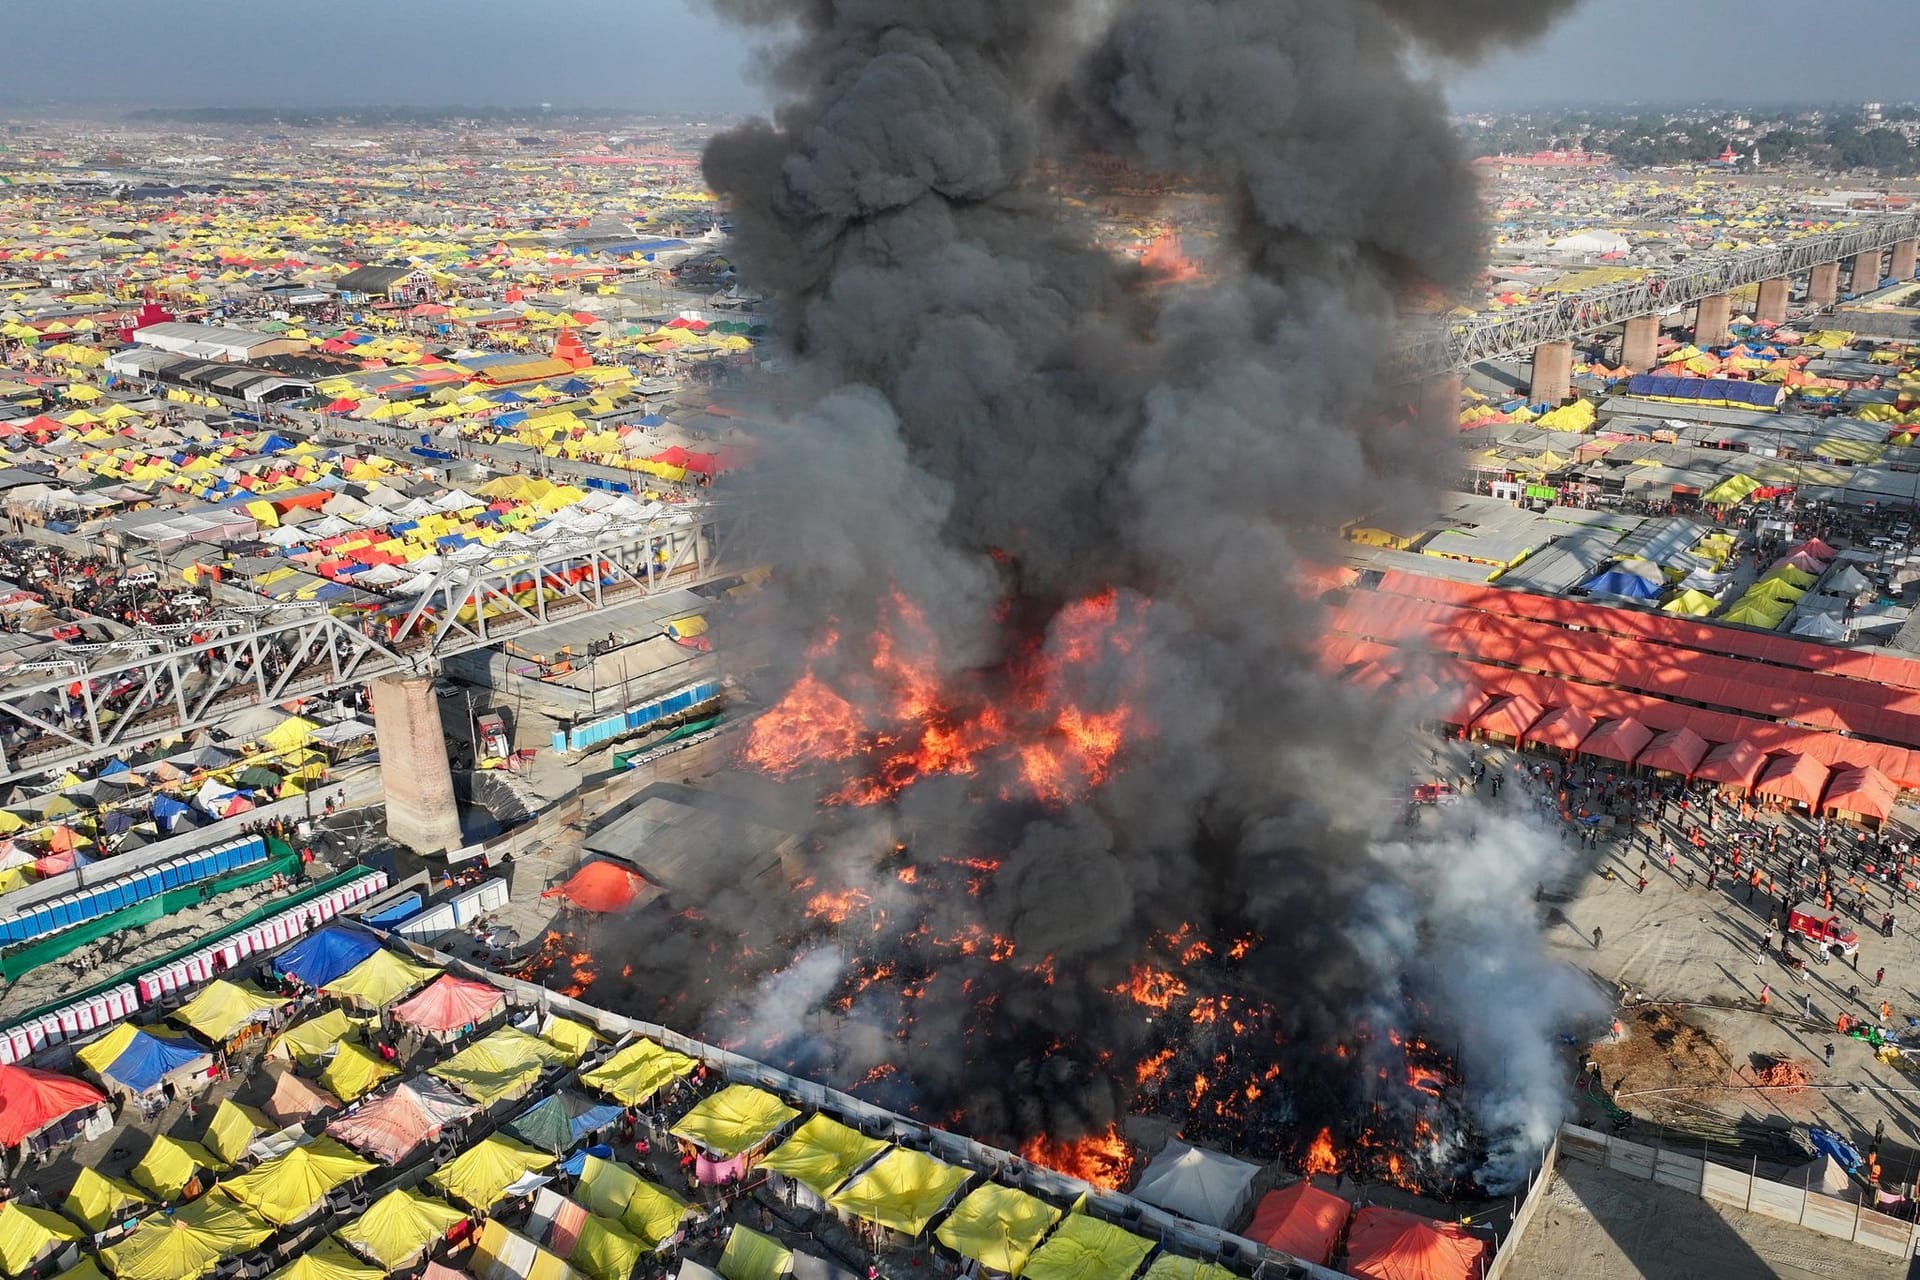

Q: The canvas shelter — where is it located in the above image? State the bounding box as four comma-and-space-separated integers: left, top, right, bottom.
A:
1469, 694, 1542, 743
540, 861, 658, 914
717, 1226, 791, 1280
429, 1134, 556, 1210
1578, 716, 1654, 765
669, 1086, 798, 1161
532, 1014, 601, 1063
265, 1067, 342, 1126
1694, 739, 1768, 791
1755, 753, 1831, 809
87, 1027, 212, 1100
574, 1156, 690, 1248
202, 1100, 275, 1168
1522, 705, 1594, 753
266, 1238, 385, 1280
761, 1116, 888, 1201
220, 1137, 376, 1226
469, 1218, 578, 1280
100, 1192, 274, 1280
0, 1065, 106, 1150
1140, 1259, 1235, 1280
130, 1135, 221, 1200
1825, 765, 1898, 822
565, 1215, 645, 1280
336, 1189, 467, 1271
390, 975, 506, 1038
0, 1201, 82, 1278
1342, 1206, 1486, 1280
1637, 727, 1710, 777
268, 1009, 362, 1066
1019, 1214, 1153, 1280
934, 1184, 1060, 1276
1128, 1141, 1259, 1229
275, 927, 381, 988
431, 1027, 568, 1105
322, 949, 440, 1009
503, 1091, 623, 1157
1245, 1182, 1350, 1266
64, 1169, 150, 1234
578, 1038, 697, 1106
318, 1043, 399, 1102
171, 980, 284, 1047
828, 1148, 971, 1236
327, 1076, 476, 1163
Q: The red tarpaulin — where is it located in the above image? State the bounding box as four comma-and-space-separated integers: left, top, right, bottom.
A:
390, 975, 506, 1034
1245, 1182, 1350, 1266
1638, 727, 1710, 777
0, 1064, 105, 1148
1472, 694, 1543, 742
1755, 753, 1831, 808
1578, 716, 1654, 765
1823, 765, 1896, 820
1343, 1207, 1488, 1280
1694, 739, 1768, 790
540, 860, 656, 913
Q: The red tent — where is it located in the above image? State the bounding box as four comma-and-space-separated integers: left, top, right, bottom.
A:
1245, 1182, 1350, 1266
1755, 753, 1831, 809
540, 860, 657, 913
1343, 1206, 1487, 1280
1637, 726, 1710, 777
1823, 765, 1895, 820
390, 975, 507, 1034
1695, 739, 1767, 790
1579, 716, 1653, 765
1471, 694, 1542, 742
1523, 705, 1594, 753
0, 1064, 106, 1148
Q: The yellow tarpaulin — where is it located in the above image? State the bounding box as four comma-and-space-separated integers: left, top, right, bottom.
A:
537, 1015, 601, 1063
336, 1189, 466, 1271
323, 950, 440, 1009
318, 1043, 399, 1102
578, 1038, 697, 1106
1703, 473, 1762, 507
828, 1148, 970, 1235
268, 1008, 361, 1066
427, 1134, 554, 1210
669, 1085, 797, 1159
0, 1200, 82, 1276
260, 717, 319, 754
567, 1216, 644, 1280
64, 1168, 149, 1233
936, 1184, 1061, 1277
574, 1156, 687, 1247
1020, 1213, 1153, 1280
717, 1226, 791, 1280
51, 1259, 108, 1280
130, 1135, 220, 1201
171, 980, 283, 1043
220, 1138, 375, 1226
101, 1194, 273, 1280
1141, 1257, 1237, 1280
203, 1100, 275, 1168
265, 1238, 385, 1280
762, 1116, 888, 1199
429, 1027, 566, 1105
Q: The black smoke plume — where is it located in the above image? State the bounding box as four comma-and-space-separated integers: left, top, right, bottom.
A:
600, 0, 1593, 1193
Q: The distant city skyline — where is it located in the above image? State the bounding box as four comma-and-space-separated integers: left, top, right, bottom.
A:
0, 0, 1913, 116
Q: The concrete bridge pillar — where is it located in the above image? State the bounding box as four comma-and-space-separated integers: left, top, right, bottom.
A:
1419, 371, 1463, 429
1892, 239, 1919, 281
1621, 315, 1661, 373
371, 673, 462, 854
1694, 292, 1732, 349
1530, 340, 1574, 406
1807, 261, 1841, 309
1756, 276, 1791, 325
1850, 250, 1884, 297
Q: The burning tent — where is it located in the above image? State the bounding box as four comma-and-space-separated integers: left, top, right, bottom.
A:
1342, 1207, 1487, 1280
541, 860, 660, 914
1127, 1140, 1259, 1230
1246, 1181, 1352, 1267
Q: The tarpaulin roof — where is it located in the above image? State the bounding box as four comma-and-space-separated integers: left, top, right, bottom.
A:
1825, 765, 1898, 819
131, 1135, 220, 1200
392, 974, 506, 1034
470, 1218, 577, 1280
429, 1134, 556, 1210
100, 1029, 210, 1096
270, 1008, 362, 1066
574, 1156, 687, 1247
1140, 1258, 1236, 1280
1129, 1141, 1260, 1230
1470, 694, 1543, 741
221, 1137, 376, 1226
65, 1168, 150, 1233
534, 1015, 601, 1064
828, 1148, 970, 1236
1021, 1214, 1153, 1280
1579, 716, 1654, 764
1637, 726, 1711, 777
76, 1025, 147, 1077
318, 1042, 400, 1102
1695, 738, 1768, 789
337, 1189, 467, 1271
762, 1116, 888, 1199
203, 1100, 274, 1169
567, 1215, 643, 1280
504, 1091, 623, 1156
717, 1227, 790, 1280
669, 1086, 798, 1159
0, 1200, 82, 1277
323, 949, 440, 1008
265, 1067, 342, 1126
540, 861, 656, 913
1343, 1207, 1487, 1280
1522, 705, 1595, 752
275, 926, 381, 988
327, 1076, 476, 1163
171, 980, 284, 1042
1755, 752, 1831, 807
101, 1192, 274, 1280
0, 1064, 104, 1147
431, 1027, 567, 1105
935, 1184, 1060, 1276
578, 1038, 697, 1106
266, 1238, 385, 1280
50, 1259, 107, 1280
1246, 1182, 1351, 1266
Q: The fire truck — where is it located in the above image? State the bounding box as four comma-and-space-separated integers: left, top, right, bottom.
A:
1787, 904, 1860, 956
1409, 782, 1462, 806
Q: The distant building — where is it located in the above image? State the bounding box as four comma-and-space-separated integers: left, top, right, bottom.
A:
334, 264, 434, 305
130, 322, 306, 363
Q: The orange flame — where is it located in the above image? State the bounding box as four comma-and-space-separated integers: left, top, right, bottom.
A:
805, 887, 874, 927
1304, 1128, 1340, 1177
1018, 1125, 1135, 1191
743, 672, 863, 776
1113, 965, 1187, 1010
1135, 1048, 1176, 1087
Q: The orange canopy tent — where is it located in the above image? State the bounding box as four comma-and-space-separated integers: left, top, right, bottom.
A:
390, 975, 506, 1035
1695, 739, 1768, 790
1638, 726, 1710, 777
1523, 705, 1595, 753
1244, 1182, 1349, 1266
1343, 1206, 1487, 1280
1755, 753, 1831, 808
1579, 716, 1654, 765
1823, 765, 1898, 821
1471, 695, 1543, 742
540, 861, 658, 913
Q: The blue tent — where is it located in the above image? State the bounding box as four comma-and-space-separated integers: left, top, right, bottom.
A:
99, 759, 131, 776
274, 925, 381, 988
558, 1144, 615, 1177
504, 1091, 624, 1155
151, 794, 192, 832
1585, 570, 1663, 600
104, 1029, 208, 1094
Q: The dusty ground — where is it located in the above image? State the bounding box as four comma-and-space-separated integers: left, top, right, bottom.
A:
1497, 1156, 1905, 1280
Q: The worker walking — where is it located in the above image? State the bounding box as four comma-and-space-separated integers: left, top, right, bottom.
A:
1592, 926, 1603, 949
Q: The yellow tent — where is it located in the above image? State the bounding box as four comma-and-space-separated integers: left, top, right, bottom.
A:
469, 1220, 573, 1280
264, 1238, 384, 1280
1020, 1213, 1153, 1280
574, 1156, 688, 1247
578, 1038, 697, 1106
322, 950, 440, 1009
1141, 1257, 1237, 1280
335, 1189, 466, 1271
50, 1259, 109, 1280
537, 1015, 601, 1063
75, 1022, 145, 1076
430, 1027, 566, 1105
717, 1226, 791, 1280
318, 1043, 398, 1102
64, 1168, 150, 1233
427, 1134, 554, 1210
130, 1135, 221, 1200
171, 980, 283, 1043
268, 1008, 361, 1066
762, 1116, 889, 1199
1662, 589, 1718, 618
936, 1184, 1061, 1277
669, 1086, 797, 1159
101, 1194, 274, 1280
203, 1100, 275, 1168
1702, 474, 1762, 507
0, 1200, 83, 1277
260, 716, 319, 755
828, 1148, 971, 1235
567, 1215, 644, 1280
220, 1138, 375, 1226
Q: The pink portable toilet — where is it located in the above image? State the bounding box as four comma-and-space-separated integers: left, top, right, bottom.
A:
102, 988, 126, 1020
5, 1026, 30, 1060
71, 1002, 96, 1033
33, 1014, 63, 1048
56, 1007, 80, 1038
183, 955, 207, 984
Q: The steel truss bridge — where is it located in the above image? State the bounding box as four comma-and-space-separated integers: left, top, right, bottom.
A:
1395, 213, 1920, 379
0, 513, 745, 784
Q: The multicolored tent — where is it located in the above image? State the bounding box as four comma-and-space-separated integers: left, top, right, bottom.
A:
469, 1218, 576, 1280
934, 1184, 1060, 1276
1020, 1214, 1153, 1280
0, 1064, 105, 1149
503, 1091, 623, 1156
761, 1116, 888, 1199
91, 1027, 212, 1098
668, 1086, 797, 1159
428, 1134, 555, 1210
326, 1076, 475, 1163
577, 1039, 697, 1106
220, 1138, 376, 1226
828, 1148, 970, 1236
100, 1193, 274, 1280
336, 1189, 467, 1271
390, 975, 505, 1036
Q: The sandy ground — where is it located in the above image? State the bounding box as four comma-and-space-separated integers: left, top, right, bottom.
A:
1497, 1156, 1905, 1279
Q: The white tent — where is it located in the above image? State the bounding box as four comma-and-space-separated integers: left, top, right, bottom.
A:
1792, 612, 1849, 641
1128, 1140, 1259, 1229
1828, 564, 1871, 597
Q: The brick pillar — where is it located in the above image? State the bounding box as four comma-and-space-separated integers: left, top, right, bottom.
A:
1694, 292, 1731, 348
1850, 250, 1884, 297
1891, 239, 1919, 281
1419, 371, 1463, 429
371, 673, 462, 854
1621, 315, 1660, 373
1755, 277, 1790, 324
1807, 261, 1841, 309
1530, 340, 1574, 406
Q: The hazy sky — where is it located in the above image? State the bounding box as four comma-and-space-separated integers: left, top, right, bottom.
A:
2, 0, 1913, 114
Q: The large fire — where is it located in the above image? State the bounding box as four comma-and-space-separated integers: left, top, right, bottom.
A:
1019, 1125, 1136, 1191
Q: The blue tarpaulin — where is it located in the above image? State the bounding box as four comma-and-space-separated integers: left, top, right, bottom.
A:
274, 925, 381, 988
104, 1029, 207, 1094
1625, 375, 1783, 409
1585, 570, 1663, 600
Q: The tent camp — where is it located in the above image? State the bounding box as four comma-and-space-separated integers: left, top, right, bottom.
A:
469, 1218, 578, 1280
266, 1238, 385, 1280
220, 1138, 376, 1226
578, 1038, 698, 1106
540, 861, 659, 914
1755, 753, 1831, 810
827, 1149, 970, 1236
100, 1191, 274, 1280
81, 1025, 212, 1101
1825, 765, 1898, 823
336, 1189, 467, 1271
202, 1100, 277, 1169
130, 1135, 222, 1201
0, 1065, 106, 1152
1020, 1214, 1153, 1280
327, 1076, 476, 1163
391, 975, 506, 1039
716, 1226, 789, 1280
934, 1184, 1060, 1276
265, 1066, 343, 1126
1637, 727, 1710, 778
323, 949, 440, 1009
1245, 1182, 1351, 1267
1695, 739, 1768, 791
275, 926, 382, 989
1128, 1141, 1259, 1229
1342, 1207, 1487, 1280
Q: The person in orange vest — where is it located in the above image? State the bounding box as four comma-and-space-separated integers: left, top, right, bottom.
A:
1882, 999, 1893, 1025
1759, 983, 1772, 1009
